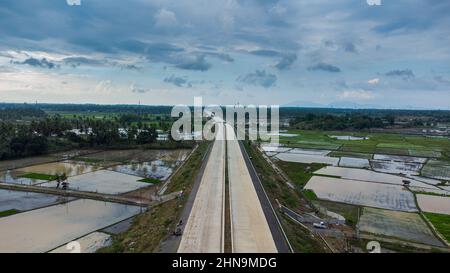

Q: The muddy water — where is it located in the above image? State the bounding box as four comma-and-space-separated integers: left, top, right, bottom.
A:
109, 160, 179, 180
0, 199, 142, 253
417, 194, 450, 215
16, 161, 100, 177
0, 189, 73, 212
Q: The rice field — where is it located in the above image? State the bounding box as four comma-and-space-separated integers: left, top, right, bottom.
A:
0, 189, 73, 212
421, 160, 450, 180
417, 194, 450, 215
109, 160, 179, 181
275, 153, 339, 166
373, 154, 427, 163
0, 199, 142, 253
304, 176, 418, 212
50, 232, 112, 253
339, 157, 370, 168
278, 129, 449, 159
314, 166, 436, 189
370, 160, 422, 176
40, 170, 150, 194
358, 207, 444, 246
15, 161, 101, 177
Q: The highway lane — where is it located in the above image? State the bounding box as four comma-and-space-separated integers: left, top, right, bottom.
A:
177, 123, 225, 253
226, 124, 277, 253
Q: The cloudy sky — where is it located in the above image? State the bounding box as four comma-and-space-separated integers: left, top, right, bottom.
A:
1, 0, 450, 109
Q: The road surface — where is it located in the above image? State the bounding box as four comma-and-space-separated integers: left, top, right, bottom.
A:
178, 123, 225, 253
226, 124, 277, 253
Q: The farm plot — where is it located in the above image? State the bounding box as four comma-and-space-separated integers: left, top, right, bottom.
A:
41, 170, 149, 194
287, 148, 330, 156
304, 176, 417, 212
373, 154, 427, 163
315, 166, 436, 189
260, 145, 291, 153
275, 153, 339, 166
370, 160, 422, 176
109, 160, 178, 181
330, 135, 368, 141
410, 187, 450, 196
421, 160, 450, 180
358, 207, 444, 246
339, 157, 370, 169
0, 199, 141, 253
78, 149, 174, 163
15, 161, 101, 177
0, 189, 73, 212
50, 232, 112, 253
417, 194, 450, 215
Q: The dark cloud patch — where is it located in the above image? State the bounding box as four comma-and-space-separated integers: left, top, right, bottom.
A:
13, 57, 58, 69
343, 42, 357, 53
63, 57, 106, 67
249, 49, 297, 70
130, 84, 151, 93
237, 70, 277, 88
308, 63, 341, 73
203, 52, 234, 62
164, 75, 192, 87
385, 69, 415, 79
175, 55, 211, 71
249, 49, 281, 57
275, 53, 297, 70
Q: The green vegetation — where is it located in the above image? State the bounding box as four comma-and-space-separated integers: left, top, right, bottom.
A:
302, 189, 318, 200
424, 212, 450, 242
99, 142, 209, 253
275, 161, 325, 188
276, 129, 450, 159
138, 178, 161, 184
0, 209, 19, 218
18, 173, 58, 181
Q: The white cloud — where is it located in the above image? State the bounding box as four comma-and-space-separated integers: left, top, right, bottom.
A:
154, 8, 178, 29
340, 89, 375, 100
367, 78, 380, 85
95, 80, 114, 93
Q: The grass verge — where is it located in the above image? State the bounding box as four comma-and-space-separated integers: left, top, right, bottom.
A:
0, 209, 19, 218
18, 173, 57, 181
424, 212, 450, 243
275, 161, 325, 188
243, 141, 327, 252
138, 178, 161, 184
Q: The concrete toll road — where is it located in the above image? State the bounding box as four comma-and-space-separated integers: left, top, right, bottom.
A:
225, 124, 278, 253
178, 123, 226, 253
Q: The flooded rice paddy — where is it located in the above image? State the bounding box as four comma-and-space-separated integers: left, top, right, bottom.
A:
50, 231, 112, 253
41, 170, 150, 195
109, 160, 178, 181
358, 207, 444, 246
373, 154, 427, 164
275, 153, 339, 165
339, 157, 370, 168
16, 161, 100, 177
315, 166, 436, 189
329, 135, 369, 141
370, 160, 422, 176
0, 199, 142, 253
0, 189, 73, 212
305, 176, 418, 212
